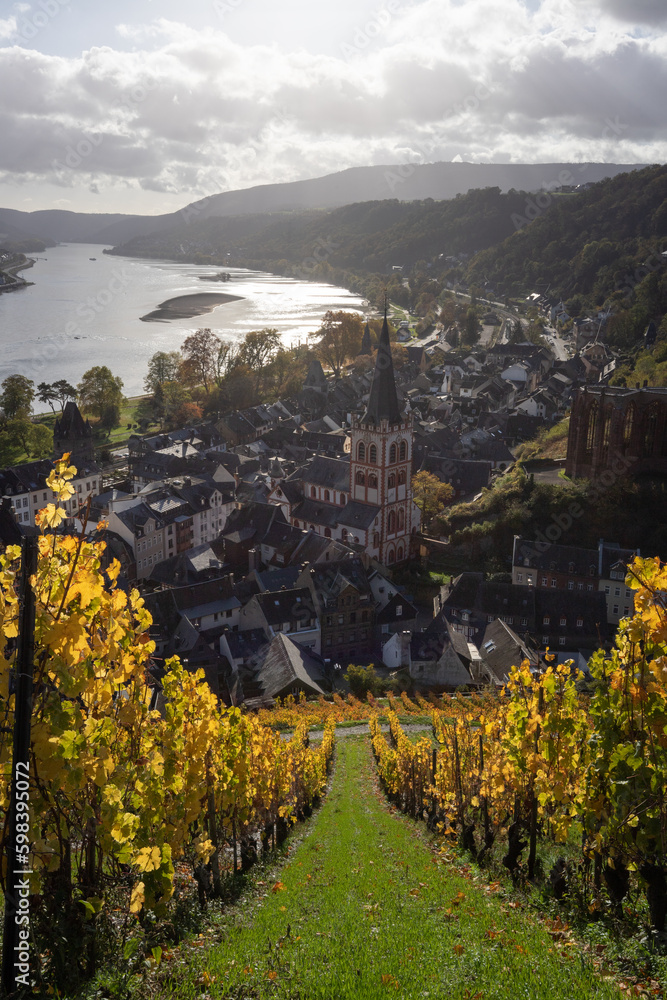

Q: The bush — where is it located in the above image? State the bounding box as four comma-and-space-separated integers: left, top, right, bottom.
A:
344, 664, 385, 699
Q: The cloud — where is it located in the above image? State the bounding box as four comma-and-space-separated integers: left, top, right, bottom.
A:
0, 16, 17, 38
0, 2, 665, 211
594, 0, 667, 26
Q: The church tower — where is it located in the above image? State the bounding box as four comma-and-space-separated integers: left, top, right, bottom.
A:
349, 312, 420, 565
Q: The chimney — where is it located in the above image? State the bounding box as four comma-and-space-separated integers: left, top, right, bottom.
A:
643, 380, 649, 388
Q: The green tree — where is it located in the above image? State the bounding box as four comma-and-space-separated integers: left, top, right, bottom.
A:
6, 418, 53, 458
51, 379, 77, 412
0, 374, 34, 419
37, 382, 59, 414
412, 470, 454, 531
180, 328, 221, 394
315, 311, 364, 376
461, 307, 480, 347
238, 328, 281, 394
77, 366, 124, 432
144, 351, 182, 395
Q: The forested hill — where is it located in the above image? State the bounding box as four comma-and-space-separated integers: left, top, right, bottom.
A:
466, 163, 667, 306
107, 187, 555, 271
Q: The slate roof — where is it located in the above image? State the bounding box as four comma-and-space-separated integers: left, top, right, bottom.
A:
338, 500, 381, 531
479, 619, 540, 684
290, 455, 350, 492
254, 588, 316, 626
362, 312, 402, 425
292, 498, 341, 529
254, 634, 329, 698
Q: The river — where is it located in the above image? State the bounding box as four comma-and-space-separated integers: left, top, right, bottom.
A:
0, 243, 366, 411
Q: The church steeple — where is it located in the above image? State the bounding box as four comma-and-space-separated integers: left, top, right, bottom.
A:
362, 310, 402, 425
358, 323, 373, 356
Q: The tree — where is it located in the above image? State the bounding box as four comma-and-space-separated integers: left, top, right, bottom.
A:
77, 366, 124, 432
144, 351, 182, 395
315, 311, 364, 376
411, 470, 454, 530
508, 319, 524, 343
0, 374, 34, 419
180, 328, 221, 394
5, 418, 52, 458
37, 382, 59, 414
51, 379, 77, 412
238, 328, 281, 394
461, 307, 480, 347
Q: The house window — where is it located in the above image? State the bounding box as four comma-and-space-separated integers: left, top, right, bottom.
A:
613, 605, 619, 615
520, 617, 528, 626
396, 605, 403, 617
589, 565, 596, 576
624, 605, 630, 615
487, 615, 493, 623
551, 579, 557, 587
560, 617, 567, 626
338, 615, 344, 625
577, 583, 583, 591
541, 577, 547, 586
614, 587, 620, 597
587, 584, 593, 591
568, 581, 574, 590
559, 637, 566, 646
543, 616, 550, 625
381, 624, 389, 634
517, 573, 523, 583
604, 585, 610, 594
542, 635, 549, 645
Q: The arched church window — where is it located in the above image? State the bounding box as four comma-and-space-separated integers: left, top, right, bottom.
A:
399, 441, 407, 462
397, 545, 404, 561
357, 442, 366, 461
398, 470, 406, 486
369, 444, 377, 463
389, 443, 397, 464
388, 473, 396, 489
388, 511, 396, 533
368, 473, 378, 488
355, 470, 365, 486
398, 508, 405, 531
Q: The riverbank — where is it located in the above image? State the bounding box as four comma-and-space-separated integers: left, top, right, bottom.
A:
140, 291, 244, 322
0, 254, 35, 292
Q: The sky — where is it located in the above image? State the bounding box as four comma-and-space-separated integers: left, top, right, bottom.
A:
0, 0, 666, 216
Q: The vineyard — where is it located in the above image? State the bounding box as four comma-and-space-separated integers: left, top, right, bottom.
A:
0, 457, 666, 996
369, 557, 667, 934
0, 458, 335, 993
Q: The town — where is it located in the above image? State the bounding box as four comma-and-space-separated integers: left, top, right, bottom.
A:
3, 295, 662, 710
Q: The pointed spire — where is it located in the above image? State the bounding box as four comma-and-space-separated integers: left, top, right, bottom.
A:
361, 306, 402, 425
358, 323, 373, 356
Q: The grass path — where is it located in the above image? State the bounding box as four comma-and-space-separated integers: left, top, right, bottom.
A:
159, 737, 621, 1000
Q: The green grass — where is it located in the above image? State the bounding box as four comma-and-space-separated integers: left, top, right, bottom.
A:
155, 737, 621, 1000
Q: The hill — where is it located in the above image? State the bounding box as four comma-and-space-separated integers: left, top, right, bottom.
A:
467, 166, 667, 316
0, 161, 639, 249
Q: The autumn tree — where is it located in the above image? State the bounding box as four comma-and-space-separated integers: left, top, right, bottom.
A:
77, 365, 124, 431
0, 374, 34, 419
411, 470, 454, 531
180, 328, 221, 394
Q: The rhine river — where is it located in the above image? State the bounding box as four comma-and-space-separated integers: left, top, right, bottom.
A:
0, 243, 366, 410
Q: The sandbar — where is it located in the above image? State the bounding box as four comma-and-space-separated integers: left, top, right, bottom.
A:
140, 291, 244, 323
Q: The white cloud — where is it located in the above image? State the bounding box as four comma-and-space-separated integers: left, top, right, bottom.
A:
0, 2, 665, 212
0, 16, 17, 38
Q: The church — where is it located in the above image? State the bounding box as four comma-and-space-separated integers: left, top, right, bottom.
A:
269, 314, 421, 565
